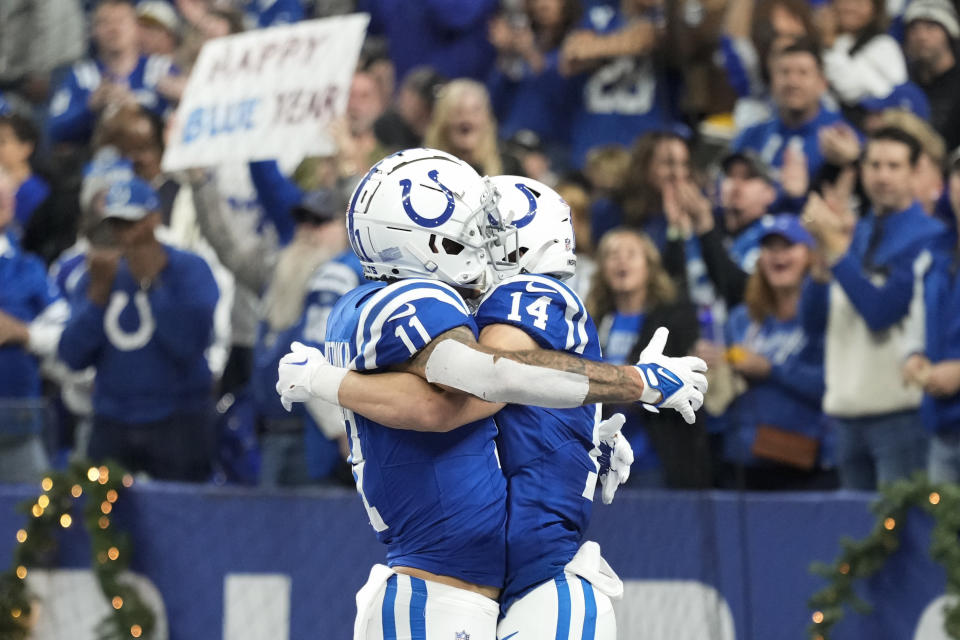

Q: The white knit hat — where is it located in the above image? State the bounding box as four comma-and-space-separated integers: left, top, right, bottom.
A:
905, 0, 960, 39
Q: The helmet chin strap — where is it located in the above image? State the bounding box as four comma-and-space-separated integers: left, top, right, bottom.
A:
519, 240, 555, 275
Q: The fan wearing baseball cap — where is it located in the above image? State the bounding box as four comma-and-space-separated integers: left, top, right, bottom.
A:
904, 0, 960, 149
719, 214, 834, 490
57, 177, 220, 482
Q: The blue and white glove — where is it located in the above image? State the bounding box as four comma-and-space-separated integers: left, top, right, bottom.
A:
276, 341, 347, 411
634, 327, 708, 425
589, 413, 634, 504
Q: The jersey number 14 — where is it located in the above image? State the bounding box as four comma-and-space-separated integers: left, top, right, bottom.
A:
507, 292, 551, 330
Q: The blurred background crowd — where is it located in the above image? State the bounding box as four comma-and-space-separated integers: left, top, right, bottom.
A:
1, 0, 959, 494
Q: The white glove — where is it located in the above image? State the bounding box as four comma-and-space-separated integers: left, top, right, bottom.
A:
634, 327, 709, 425
276, 341, 348, 411
589, 413, 634, 504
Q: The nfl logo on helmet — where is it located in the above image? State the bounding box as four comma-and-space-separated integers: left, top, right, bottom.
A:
455, 632, 470, 640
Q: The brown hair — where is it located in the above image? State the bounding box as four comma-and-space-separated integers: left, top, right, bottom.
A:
744, 241, 811, 322
880, 109, 946, 165
752, 0, 818, 74
617, 132, 689, 226
587, 227, 677, 321
424, 79, 502, 176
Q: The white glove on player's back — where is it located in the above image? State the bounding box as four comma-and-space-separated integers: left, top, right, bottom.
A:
634, 327, 708, 425
589, 413, 634, 504
276, 341, 348, 410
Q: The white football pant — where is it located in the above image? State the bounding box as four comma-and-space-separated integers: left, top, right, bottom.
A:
497, 541, 620, 640
496, 572, 616, 640
354, 565, 499, 640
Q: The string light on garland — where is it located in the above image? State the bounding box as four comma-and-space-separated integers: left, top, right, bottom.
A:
0, 459, 156, 640
808, 473, 960, 640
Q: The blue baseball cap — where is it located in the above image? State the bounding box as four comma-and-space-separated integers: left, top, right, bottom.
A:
758, 214, 814, 247
102, 177, 160, 221
860, 83, 931, 120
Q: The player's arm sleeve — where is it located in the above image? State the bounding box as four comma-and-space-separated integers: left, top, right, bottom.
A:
422, 333, 646, 408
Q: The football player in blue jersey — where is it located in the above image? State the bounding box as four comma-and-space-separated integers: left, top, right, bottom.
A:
277, 149, 706, 640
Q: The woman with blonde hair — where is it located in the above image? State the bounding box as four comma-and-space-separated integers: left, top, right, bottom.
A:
423, 79, 503, 176
587, 227, 711, 488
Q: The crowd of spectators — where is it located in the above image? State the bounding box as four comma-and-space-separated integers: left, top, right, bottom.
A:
1, 0, 959, 494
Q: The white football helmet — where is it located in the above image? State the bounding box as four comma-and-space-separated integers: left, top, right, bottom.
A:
487, 175, 577, 281
347, 148, 509, 291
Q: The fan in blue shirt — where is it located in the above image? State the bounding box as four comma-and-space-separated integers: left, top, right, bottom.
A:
732, 40, 854, 181
46, 0, 178, 145
58, 177, 219, 481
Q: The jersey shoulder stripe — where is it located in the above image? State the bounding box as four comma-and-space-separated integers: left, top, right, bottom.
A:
354, 279, 473, 370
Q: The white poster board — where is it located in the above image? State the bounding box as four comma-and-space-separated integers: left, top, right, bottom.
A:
162, 14, 369, 171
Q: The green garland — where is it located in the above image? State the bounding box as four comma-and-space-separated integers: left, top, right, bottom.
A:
0, 459, 155, 640
808, 473, 960, 639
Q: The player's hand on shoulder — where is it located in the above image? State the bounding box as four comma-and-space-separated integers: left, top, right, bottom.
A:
633, 327, 708, 425
590, 413, 634, 505
276, 341, 332, 411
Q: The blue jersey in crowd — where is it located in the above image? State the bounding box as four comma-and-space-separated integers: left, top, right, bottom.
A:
58, 245, 218, 423
0, 232, 57, 399
46, 55, 176, 144
474, 274, 601, 611
569, 1, 670, 167
732, 106, 849, 180
324, 278, 506, 587
722, 304, 826, 464
241, 0, 303, 28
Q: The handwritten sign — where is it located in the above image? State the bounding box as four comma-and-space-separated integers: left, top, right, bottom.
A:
162, 14, 369, 171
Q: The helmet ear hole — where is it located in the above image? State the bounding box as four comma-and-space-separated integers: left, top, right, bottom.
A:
441, 238, 465, 255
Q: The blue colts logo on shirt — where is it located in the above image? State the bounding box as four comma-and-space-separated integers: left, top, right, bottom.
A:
399, 170, 456, 228
512, 183, 538, 228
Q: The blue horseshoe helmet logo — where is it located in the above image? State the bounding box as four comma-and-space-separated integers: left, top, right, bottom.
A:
512, 183, 538, 228
399, 170, 456, 228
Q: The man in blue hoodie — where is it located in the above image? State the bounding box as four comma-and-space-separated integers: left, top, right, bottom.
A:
905, 149, 960, 482
801, 126, 946, 489
58, 177, 219, 481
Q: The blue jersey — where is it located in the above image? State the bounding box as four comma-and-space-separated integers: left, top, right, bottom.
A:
474, 274, 602, 612
46, 55, 176, 144
324, 278, 506, 587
